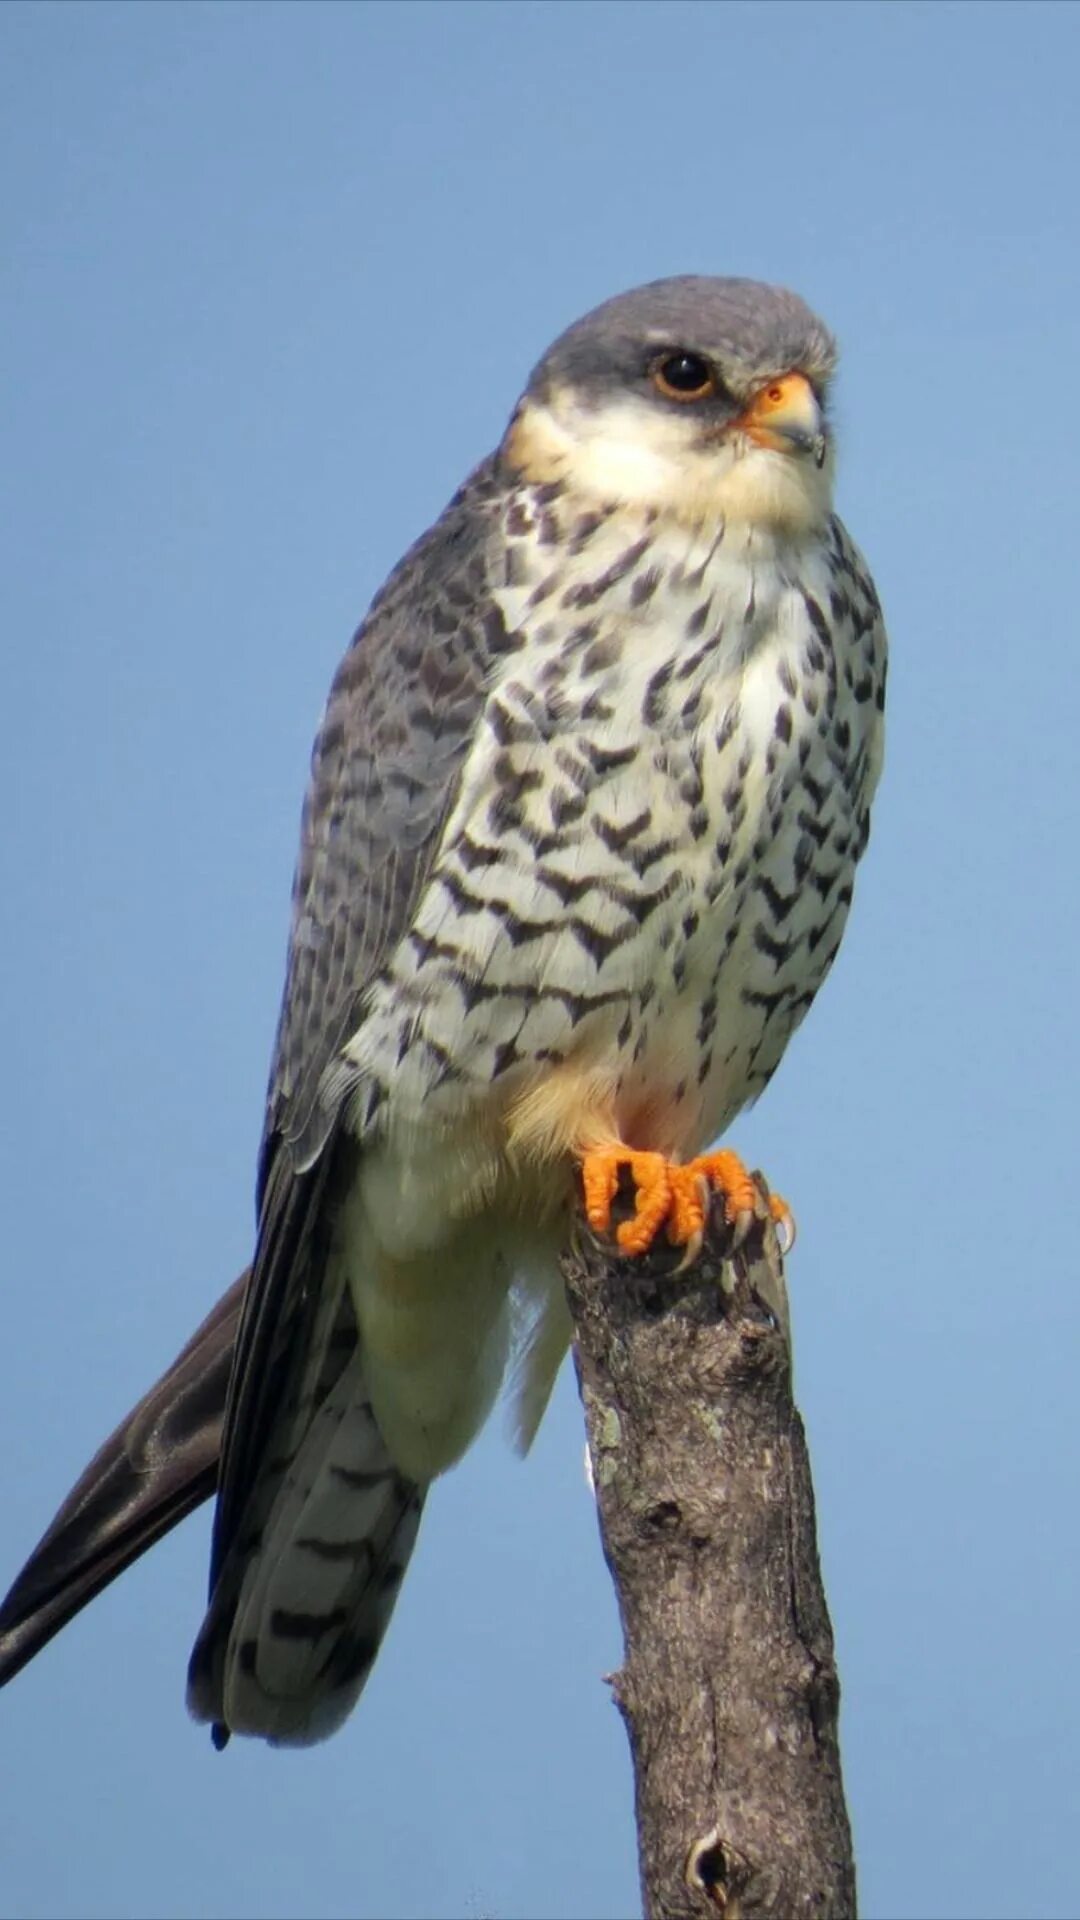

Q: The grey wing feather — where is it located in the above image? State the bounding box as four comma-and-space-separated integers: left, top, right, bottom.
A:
267, 455, 514, 1173
195, 457, 517, 1700
0, 460, 516, 1710
0, 1276, 243, 1686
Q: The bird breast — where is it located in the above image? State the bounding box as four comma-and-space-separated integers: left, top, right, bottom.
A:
346, 487, 884, 1195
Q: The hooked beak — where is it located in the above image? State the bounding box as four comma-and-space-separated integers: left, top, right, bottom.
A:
737, 372, 826, 468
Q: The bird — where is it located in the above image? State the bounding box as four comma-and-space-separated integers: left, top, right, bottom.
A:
0, 275, 886, 1747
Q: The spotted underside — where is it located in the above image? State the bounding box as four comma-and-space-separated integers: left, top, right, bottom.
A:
352, 471, 884, 1162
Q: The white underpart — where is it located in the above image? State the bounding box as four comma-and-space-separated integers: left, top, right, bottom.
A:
337, 419, 881, 1485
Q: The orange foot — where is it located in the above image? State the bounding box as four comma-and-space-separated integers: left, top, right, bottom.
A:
581, 1145, 795, 1259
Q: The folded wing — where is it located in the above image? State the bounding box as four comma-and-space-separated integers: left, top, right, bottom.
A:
0, 1275, 242, 1687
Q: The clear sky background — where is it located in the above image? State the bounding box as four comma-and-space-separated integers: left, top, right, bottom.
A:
1, 4, 1077, 1917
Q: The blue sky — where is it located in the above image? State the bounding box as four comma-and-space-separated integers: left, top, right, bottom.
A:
2, 3, 1078, 1916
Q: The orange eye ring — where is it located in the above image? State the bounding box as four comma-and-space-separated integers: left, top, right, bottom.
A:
651, 352, 718, 403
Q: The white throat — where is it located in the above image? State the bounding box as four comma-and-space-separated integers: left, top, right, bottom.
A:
507, 386, 835, 540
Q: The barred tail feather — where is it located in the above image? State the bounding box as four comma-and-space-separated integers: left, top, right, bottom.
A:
187, 1348, 424, 1747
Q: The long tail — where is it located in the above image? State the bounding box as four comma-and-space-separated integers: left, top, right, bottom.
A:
187, 1336, 425, 1748
185, 1176, 426, 1748
0, 1276, 243, 1687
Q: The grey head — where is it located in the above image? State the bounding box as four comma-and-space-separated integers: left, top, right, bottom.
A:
506, 276, 839, 530
526, 276, 837, 416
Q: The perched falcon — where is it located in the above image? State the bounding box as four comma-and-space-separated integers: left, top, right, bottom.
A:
0, 277, 886, 1745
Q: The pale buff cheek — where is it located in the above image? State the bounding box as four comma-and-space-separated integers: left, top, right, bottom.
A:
505, 394, 832, 536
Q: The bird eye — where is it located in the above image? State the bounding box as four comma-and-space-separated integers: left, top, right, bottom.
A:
651, 352, 719, 402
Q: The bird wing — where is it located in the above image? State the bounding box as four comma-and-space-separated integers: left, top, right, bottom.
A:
265, 456, 513, 1172
0, 457, 514, 1718
188, 458, 517, 1737
0, 1275, 243, 1686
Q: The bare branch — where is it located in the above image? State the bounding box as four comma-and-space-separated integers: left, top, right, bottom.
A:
562, 1183, 855, 1920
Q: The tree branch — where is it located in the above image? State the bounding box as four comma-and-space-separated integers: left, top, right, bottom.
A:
561, 1181, 855, 1920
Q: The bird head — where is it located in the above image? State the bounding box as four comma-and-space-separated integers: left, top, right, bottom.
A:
502, 276, 838, 537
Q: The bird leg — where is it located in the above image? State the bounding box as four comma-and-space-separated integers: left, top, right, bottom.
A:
580, 1144, 795, 1260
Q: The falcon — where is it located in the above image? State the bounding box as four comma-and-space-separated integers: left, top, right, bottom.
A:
0, 277, 886, 1745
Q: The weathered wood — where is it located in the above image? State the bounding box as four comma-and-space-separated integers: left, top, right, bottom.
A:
562, 1183, 855, 1920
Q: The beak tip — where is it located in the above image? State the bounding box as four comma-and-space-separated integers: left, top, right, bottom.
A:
741, 373, 825, 465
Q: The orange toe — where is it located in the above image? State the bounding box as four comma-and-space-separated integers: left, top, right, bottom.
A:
581, 1146, 673, 1254
581, 1148, 620, 1235
668, 1165, 711, 1246
685, 1149, 760, 1227
680, 1151, 794, 1252
580, 1144, 794, 1261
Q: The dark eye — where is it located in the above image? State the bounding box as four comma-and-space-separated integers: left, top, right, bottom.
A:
651, 351, 718, 402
